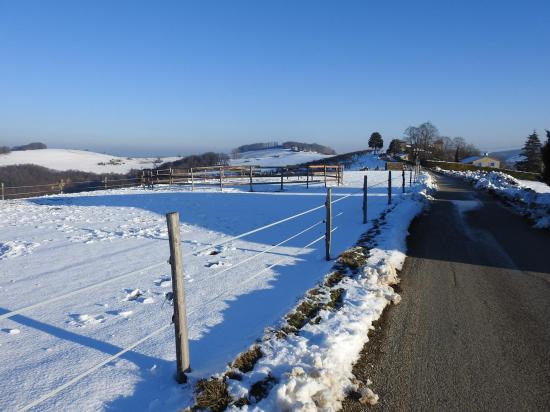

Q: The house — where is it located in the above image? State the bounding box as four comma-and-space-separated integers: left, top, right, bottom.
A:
461, 154, 500, 168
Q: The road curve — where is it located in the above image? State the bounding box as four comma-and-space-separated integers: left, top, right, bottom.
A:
343, 173, 550, 411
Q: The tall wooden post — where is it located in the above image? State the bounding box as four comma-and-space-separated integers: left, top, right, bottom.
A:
104, 176, 108, 190
169, 168, 173, 187
190, 168, 194, 191
363, 175, 368, 224
166, 212, 190, 384
388, 170, 392, 205
325, 187, 332, 261
249, 166, 253, 192
409, 168, 412, 186
141, 171, 145, 189
280, 168, 284, 191
219, 167, 223, 191
1, 182, 5, 200
306, 167, 310, 188
324, 165, 327, 188
402, 169, 405, 193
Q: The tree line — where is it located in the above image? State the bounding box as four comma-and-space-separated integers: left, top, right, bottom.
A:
231, 141, 336, 157
0, 142, 48, 154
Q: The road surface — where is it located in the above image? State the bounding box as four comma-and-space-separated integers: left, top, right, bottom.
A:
343, 173, 550, 411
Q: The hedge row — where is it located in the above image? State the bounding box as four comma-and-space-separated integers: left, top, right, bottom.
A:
423, 159, 541, 181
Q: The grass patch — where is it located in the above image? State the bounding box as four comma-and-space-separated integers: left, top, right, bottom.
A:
327, 288, 345, 310
285, 299, 322, 331
337, 247, 367, 271
249, 374, 277, 402
324, 271, 344, 288
232, 345, 262, 373
194, 378, 231, 412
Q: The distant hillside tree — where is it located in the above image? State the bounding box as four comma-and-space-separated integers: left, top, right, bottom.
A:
517, 131, 543, 173
404, 122, 439, 160
235, 142, 279, 153
386, 139, 402, 155
12, 142, 47, 151
368, 132, 384, 153
0, 146, 10, 154
280, 141, 336, 155
542, 130, 550, 185
160, 152, 229, 169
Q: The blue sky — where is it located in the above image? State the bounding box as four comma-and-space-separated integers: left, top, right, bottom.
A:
0, 0, 549, 156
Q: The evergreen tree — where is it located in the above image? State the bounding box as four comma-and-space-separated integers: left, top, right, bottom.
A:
517, 131, 543, 173
386, 139, 402, 155
542, 130, 550, 185
368, 132, 384, 153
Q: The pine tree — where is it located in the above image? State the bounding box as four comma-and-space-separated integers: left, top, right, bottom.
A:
368, 132, 384, 154
517, 131, 543, 173
542, 130, 550, 185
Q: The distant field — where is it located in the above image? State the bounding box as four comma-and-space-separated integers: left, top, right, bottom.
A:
0, 149, 180, 173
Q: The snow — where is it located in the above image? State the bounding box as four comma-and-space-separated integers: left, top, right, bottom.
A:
229, 148, 332, 167
0, 166, 430, 411
344, 153, 386, 171
0, 149, 180, 173
435, 168, 550, 228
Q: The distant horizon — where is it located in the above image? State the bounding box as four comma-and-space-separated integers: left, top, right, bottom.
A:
1, 1, 548, 156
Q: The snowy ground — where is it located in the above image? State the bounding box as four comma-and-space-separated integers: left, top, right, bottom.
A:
345, 153, 386, 171
1, 169, 423, 411
229, 148, 332, 167
435, 168, 550, 228
0, 149, 180, 173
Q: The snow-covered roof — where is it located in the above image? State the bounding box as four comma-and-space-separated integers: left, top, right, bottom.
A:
461, 156, 482, 164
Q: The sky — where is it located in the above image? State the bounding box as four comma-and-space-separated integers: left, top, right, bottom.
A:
0, 0, 549, 156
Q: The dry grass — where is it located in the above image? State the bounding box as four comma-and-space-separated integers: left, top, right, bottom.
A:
194, 378, 231, 412
249, 374, 277, 402
324, 271, 344, 288
337, 247, 367, 271
232, 345, 263, 373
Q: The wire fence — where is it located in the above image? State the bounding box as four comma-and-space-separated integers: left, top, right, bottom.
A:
3, 169, 420, 411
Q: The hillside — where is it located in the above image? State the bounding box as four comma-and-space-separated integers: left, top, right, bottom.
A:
0, 149, 180, 173
230, 148, 332, 167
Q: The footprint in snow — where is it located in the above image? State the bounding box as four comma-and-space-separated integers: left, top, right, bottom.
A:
67, 313, 106, 327
2, 328, 20, 335
154, 277, 172, 288
206, 261, 232, 269
123, 288, 155, 304
106, 310, 133, 318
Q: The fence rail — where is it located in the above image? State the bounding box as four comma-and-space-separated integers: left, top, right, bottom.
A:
0, 165, 344, 200
3, 169, 420, 411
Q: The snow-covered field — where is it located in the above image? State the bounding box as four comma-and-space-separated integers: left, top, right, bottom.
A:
0, 149, 180, 173
0, 167, 429, 411
435, 168, 550, 228
229, 148, 332, 167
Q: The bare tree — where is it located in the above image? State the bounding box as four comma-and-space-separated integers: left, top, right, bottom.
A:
404, 122, 439, 160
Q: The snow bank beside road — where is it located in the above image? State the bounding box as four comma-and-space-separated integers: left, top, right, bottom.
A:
435, 168, 550, 228
192, 172, 435, 411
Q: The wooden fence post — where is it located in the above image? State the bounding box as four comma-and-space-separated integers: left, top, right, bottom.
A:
59, 180, 65, 194
169, 168, 173, 187
388, 170, 392, 205
325, 187, 332, 261
190, 168, 194, 191
409, 168, 412, 186
141, 171, 145, 189
306, 167, 310, 188
280, 168, 284, 191
1, 182, 4, 200
219, 167, 223, 191
363, 175, 368, 224
166, 212, 191, 384
324, 165, 327, 188
104, 177, 108, 190
249, 166, 253, 192
402, 169, 405, 193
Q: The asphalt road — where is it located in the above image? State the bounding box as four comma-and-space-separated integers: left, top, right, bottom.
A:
343, 174, 550, 411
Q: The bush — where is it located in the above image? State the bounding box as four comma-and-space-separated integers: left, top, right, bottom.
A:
0, 146, 11, 154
